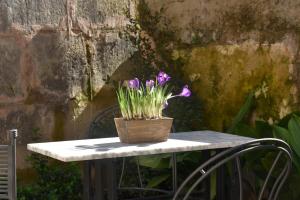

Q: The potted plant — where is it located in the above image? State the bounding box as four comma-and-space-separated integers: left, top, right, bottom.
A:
115, 71, 191, 143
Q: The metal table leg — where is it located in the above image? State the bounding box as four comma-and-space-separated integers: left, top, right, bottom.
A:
172, 153, 177, 194
106, 159, 117, 200
216, 149, 227, 200
95, 160, 105, 200
83, 161, 91, 200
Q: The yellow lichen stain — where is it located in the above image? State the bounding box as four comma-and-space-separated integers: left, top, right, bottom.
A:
53, 106, 66, 141
181, 40, 297, 131
72, 93, 89, 120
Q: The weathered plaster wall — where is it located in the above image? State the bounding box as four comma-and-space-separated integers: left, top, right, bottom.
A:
0, 0, 136, 168
2, 0, 300, 169
143, 0, 300, 130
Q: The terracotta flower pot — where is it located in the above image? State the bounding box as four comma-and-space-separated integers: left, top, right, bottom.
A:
114, 117, 173, 144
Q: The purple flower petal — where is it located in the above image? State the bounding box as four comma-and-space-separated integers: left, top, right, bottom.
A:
128, 78, 140, 89
163, 100, 168, 109
179, 85, 191, 97
146, 80, 155, 88
157, 71, 171, 85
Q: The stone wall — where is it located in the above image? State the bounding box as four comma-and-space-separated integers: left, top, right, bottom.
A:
2, 0, 300, 169
142, 0, 300, 130
0, 0, 136, 168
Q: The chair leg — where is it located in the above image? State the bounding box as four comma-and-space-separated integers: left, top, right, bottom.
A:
216, 149, 227, 200
230, 158, 243, 200
202, 150, 211, 200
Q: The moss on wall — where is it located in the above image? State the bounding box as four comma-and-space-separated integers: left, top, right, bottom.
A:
52, 106, 66, 141
173, 41, 297, 130
135, 0, 300, 131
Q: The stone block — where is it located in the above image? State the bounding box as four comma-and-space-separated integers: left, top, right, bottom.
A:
77, 0, 132, 26
0, 104, 54, 144
1, 0, 66, 27
0, 37, 22, 98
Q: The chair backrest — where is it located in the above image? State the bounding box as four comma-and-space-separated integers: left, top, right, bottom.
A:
87, 105, 121, 139
85, 105, 177, 199
173, 138, 292, 200
87, 105, 176, 139
0, 130, 17, 200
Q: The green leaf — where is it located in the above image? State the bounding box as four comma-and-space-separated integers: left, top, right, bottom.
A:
292, 153, 300, 173
273, 125, 290, 143
228, 92, 254, 133
232, 123, 258, 138
278, 111, 300, 128
138, 155, 170, 169
288, 115, 300, 158
176, 152, 201, 163
255, 120, 273, 138
146, 174, 170, 188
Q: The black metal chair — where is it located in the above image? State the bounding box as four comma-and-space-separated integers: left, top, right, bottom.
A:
173, 139, 292, 200
0, 130, 17, 200
84, 105, 177, 200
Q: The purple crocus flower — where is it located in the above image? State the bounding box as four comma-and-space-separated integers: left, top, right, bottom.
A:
128, 78, 140, 89
157, 71, 171, 85
179, 85, 191, 97
146, 80, 155, 88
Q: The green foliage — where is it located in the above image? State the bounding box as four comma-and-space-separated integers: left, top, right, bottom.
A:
117, 82, 172, 120
18, 154, 82, 200
228, 92, 254, 133
136, 152, 201, 188
272, 114, 300, 172
138, 154, 171, 169
137, 154, 171, 188
230, 93, 300, 200
146, 174, 170, 188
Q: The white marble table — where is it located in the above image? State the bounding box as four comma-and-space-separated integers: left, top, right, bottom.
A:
27, 131, 253, 162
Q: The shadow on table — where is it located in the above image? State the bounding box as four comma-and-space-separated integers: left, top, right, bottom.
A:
75, 142, 153, 152
73, 131, 251, 153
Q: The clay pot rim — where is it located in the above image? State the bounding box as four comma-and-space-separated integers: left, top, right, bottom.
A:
114, 117, 173, 121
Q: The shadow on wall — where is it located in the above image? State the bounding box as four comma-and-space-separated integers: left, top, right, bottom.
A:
65, 56, 137, 140
0, 25, 137, 170
25, 27, 138, 141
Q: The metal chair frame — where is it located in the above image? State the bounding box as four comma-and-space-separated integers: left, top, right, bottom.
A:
172, 138, 292, 200
84, 105, 177, 200
0, 130, 17, 200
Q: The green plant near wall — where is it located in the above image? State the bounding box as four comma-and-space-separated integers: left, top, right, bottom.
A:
229, 92, 300, 200
228, 92, 300, 171
271, 113, 300, 199
18, 154, 82, 200
272, 113, 300, 171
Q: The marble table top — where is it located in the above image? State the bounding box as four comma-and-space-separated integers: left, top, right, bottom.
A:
27, 131, 254, 162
